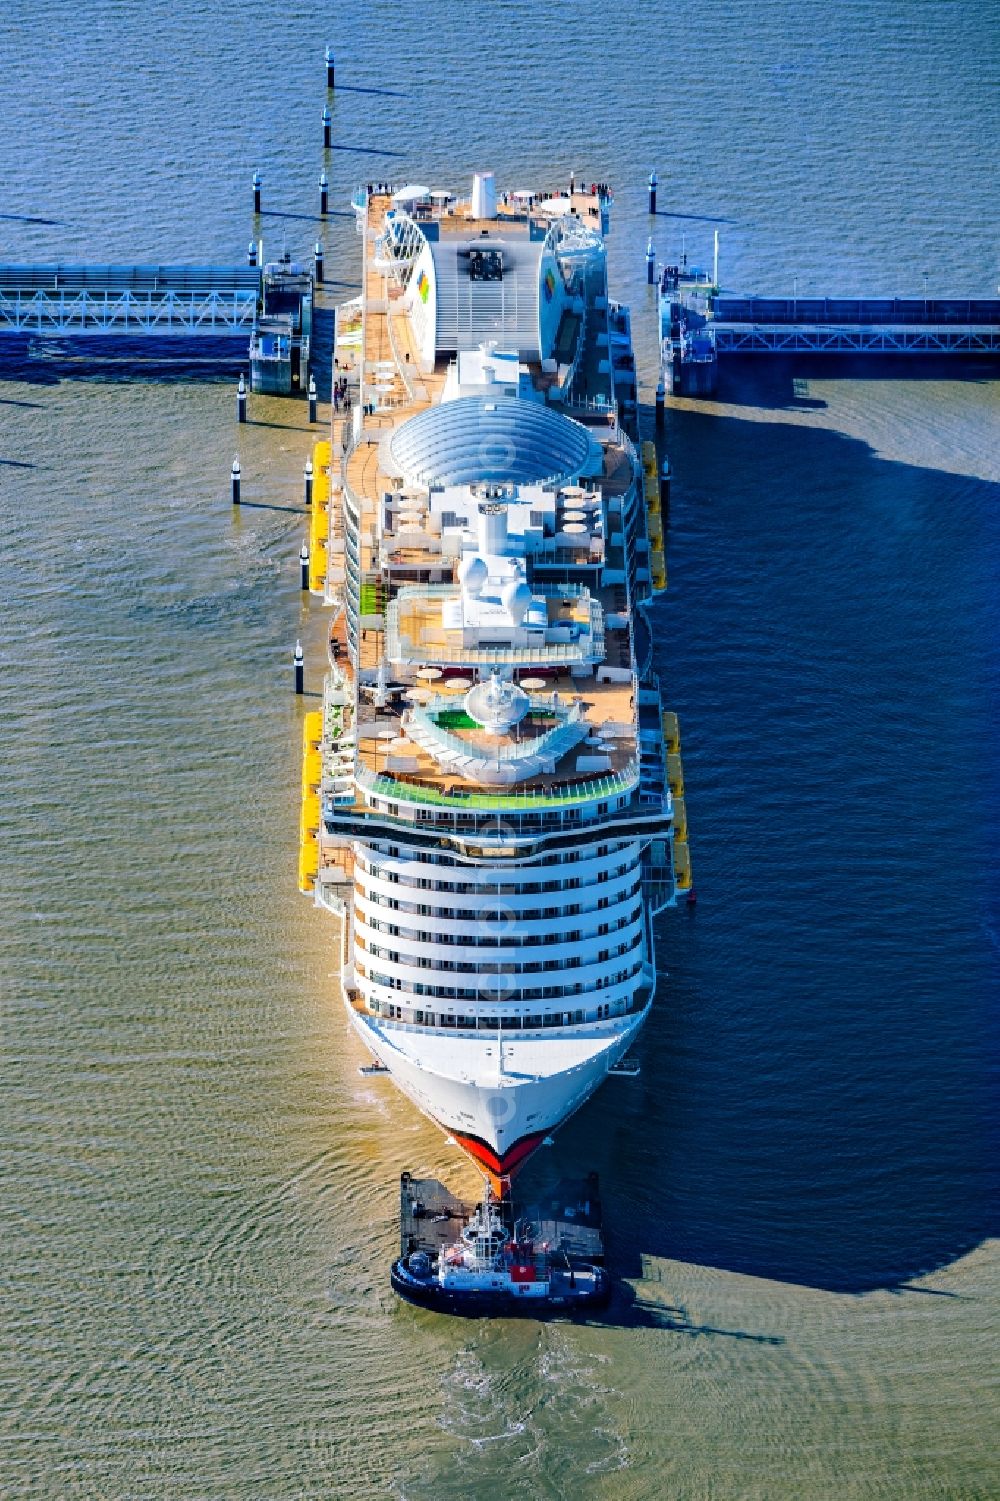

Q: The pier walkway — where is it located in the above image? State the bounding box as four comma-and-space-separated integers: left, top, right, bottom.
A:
710, 296, 1000, 356
0, 264, 260, 336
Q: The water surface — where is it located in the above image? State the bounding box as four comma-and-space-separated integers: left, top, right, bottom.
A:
1, 2, 997, 1497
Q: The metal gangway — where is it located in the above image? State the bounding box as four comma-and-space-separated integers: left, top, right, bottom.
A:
0, 264, 260, 336
709, 296, 1000, 356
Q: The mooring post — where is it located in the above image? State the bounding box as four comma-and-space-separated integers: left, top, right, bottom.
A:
646, 238, 655, 285
655, 380, 665, 429
231, 456, 241, 505
252, 169, 262, 216
308, 375, 317, 424
237, 372, 247, 424
304, 457, 313, 507
314, 240, 324, 285
300, 542, 310, 591
319, 170, 329, 218
325, 45, 335, 89
322, 104, 332, 149
294, 640, 304, 694
648, 170, 657, 215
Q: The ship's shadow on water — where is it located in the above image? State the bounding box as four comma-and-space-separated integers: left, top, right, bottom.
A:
593, 1282, 786, 1342
713, 352, 998, 409
0, 334, 243, 385
523, 402, 999, 1299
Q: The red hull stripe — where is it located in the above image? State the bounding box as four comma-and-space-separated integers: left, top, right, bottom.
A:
450, 1129, 547, 1178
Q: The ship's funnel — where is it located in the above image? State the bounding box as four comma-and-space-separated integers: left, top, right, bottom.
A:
471, 171, 497, 220
478, 502, 507, 556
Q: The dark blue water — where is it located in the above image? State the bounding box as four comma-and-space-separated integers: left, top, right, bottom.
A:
558, 398, 999, 1294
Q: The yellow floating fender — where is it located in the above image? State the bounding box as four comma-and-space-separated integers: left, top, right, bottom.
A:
302, 747, 322, 796
310, 503, 327, 549
300, 790, 320, 843
298, 831, 319, 893
309, 547, 327, 594
302, 711, 323, 752
662, 710, 680, 752
312, 441, 332, 512
673, 839, 692, 890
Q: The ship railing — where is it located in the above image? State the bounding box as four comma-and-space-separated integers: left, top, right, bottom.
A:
533, 546, 603, 566
404, 701, 587, 770
415, 688, 583, 716
562, 290, 589, 399
385, 596, 605, 668
352, 755, 639, 812
384, 292, 420, 404
565, 392, 619, 421
387, 581, 595, 598
369, 386, 409, 413
344, 991, 648, 1042
325, 793, 672, 847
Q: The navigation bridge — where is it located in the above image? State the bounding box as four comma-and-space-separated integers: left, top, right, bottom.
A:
0, 263, 260, 336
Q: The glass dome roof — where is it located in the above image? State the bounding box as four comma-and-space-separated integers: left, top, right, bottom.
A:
387, 396, 594, 488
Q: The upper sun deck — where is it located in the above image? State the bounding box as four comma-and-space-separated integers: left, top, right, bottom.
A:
353, 671, 639, 805
337, 172, 647, 811
366, 180, 609, 236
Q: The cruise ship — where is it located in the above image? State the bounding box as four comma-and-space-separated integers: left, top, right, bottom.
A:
298, 172, 690, 1195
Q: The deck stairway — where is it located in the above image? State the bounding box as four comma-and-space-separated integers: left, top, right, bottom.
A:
431, 237, 541, 357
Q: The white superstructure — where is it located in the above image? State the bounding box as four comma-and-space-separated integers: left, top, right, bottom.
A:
304, 175, 688, 1192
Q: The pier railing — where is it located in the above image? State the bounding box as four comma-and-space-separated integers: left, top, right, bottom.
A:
709, 295, 1000, 356
714, 323, 1000, 355
0, 264, 260, 336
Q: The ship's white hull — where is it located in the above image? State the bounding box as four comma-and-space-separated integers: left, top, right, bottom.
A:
343, 981, 652, 1182
304, 175, 684, 1205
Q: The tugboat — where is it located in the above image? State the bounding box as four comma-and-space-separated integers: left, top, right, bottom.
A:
391, 1187, 610, 1316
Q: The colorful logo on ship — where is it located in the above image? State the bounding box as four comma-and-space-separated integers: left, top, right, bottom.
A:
543, 267, 556, 303
417, 270, 430, 304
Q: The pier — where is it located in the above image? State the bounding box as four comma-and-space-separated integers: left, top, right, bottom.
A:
0, 259, 321, 395
249, 255, 314, 395
710, 296, 1000, 356
659, 267, 1000, 396
0, 263, 260, 336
